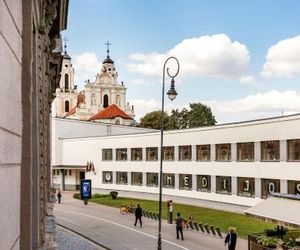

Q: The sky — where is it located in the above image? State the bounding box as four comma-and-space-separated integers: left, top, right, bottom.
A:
63, 0, 300, 123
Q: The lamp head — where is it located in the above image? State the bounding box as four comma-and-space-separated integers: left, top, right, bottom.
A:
167, 78, 177, 101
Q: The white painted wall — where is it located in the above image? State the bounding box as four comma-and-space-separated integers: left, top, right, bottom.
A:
57, 114, 300, 206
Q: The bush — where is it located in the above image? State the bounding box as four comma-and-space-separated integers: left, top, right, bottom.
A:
92, 193, 101, 198
110, 191, 118, 199
256, 236, 278, 248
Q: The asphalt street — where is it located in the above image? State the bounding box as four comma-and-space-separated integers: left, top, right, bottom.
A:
54, 192, 248, 250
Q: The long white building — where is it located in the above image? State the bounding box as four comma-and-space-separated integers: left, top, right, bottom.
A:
52, 113, 300, 207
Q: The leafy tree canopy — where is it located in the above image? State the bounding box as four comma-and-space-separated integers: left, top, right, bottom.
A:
139, 103, 216, 130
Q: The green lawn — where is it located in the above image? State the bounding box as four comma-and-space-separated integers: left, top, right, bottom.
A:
79, 194, 276, 239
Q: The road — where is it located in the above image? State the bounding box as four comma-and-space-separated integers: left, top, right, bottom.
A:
54, 192, 248, 250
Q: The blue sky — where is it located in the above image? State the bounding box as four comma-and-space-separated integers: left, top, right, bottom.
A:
63, 0, 300, 123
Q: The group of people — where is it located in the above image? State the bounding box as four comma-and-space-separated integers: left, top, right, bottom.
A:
175, 212, 237, 249
56, 194, 237, 249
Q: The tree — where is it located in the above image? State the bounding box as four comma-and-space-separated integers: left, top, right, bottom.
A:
139, 110, 172, 130
187, 103, 216, 128
139, 103, 216, 130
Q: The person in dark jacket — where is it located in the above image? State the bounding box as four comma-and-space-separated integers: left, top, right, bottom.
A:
134, 204, 142, 227
175, 212, 184, 241
224, 227, 237, 250
57, 190, 62, 204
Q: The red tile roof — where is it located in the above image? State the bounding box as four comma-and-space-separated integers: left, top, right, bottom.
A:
89, 104, 132, 121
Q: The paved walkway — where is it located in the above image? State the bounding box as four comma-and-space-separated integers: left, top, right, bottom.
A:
57, 225, 105, 250
54, 192, 248, 250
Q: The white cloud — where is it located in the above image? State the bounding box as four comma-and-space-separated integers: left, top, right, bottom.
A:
239, 75, 259, 86
262, 35, 300, 77
209, 90, 300, 123
127, 34, 251, 81
131, 90, 300, 123
73, 52, 101, 89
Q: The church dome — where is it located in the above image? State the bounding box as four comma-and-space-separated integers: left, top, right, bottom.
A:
103, 55, 114, 64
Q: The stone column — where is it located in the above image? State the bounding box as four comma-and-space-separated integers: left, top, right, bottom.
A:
60, 169, 65, 191
255, 178, 262, 198
280, 140, 287, 162
127, 172, 131, 185
231, 143, 237, 161
127, 148, 131, 161
142, 172, 147, 186
231, 177, 237, 195
280, 179, 288, 194
211, 144, 216, 161
254, 142, 261, 161
175, 173, 180, 190
192, 145, 197, 161
174, 146, 179, 161
211, 175, 216, 193
192, 174, 197, 191
113, 171, 117, 185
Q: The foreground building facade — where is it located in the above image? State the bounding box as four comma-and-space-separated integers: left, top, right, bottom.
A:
54, 114, 300, 207
0, 1, 68, 249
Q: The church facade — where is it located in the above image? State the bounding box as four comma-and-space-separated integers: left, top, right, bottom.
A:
53, 44, 136, 126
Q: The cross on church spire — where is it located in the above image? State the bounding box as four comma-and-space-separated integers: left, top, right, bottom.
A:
63, 36, 69, 53
105, 41, 111, 56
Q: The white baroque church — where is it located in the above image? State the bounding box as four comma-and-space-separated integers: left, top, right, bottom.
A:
52, 43, 136, 126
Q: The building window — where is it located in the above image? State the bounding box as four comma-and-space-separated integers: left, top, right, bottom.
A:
261, 141, 280, 161
287, 139, 300, 161
163, 146, 174, 161
237, 142, 254, 161
146, 173, 158, 187
116, 148, 127, 161
196, 145, 210, 161
216, 144, 231, 161
116, 172, 127, 185
146, 147, 158, 161
237, 177, 255, 197
52, 170, 55, 175
65, 100, 69, 112
115, 119, 120, 125
102, 171, 113, 184
102, 149, 112, 161
261, 178, 280, 199
131, 172, 143, 186
64, 170, 67, 175
57, 170, 60, 175
64, 73, 69, 90
179, 146, 192, 161
216, 176, 231, 194
288, 180, 300, 195
69, 170, 72, 176
179, 174, 192, 190
131, 148, 142, 161
197, 175, 211, 192
163, 173, 175, 188
103, 94, 109, 108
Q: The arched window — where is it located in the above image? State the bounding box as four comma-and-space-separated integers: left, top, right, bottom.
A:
65, 100, 69, 112
115, 118, 121, 125
64, 73, 69, 90
103, 94, 109, 108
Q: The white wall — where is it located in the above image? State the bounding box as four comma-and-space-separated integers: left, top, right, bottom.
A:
0, 0, 22, 249
57, 114, 300, 206
51, 118, 156, 166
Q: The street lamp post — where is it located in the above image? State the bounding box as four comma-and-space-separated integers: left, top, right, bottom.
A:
158, 57, 180, 250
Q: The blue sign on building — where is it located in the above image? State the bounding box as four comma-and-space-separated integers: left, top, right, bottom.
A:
80, 179, 92, 199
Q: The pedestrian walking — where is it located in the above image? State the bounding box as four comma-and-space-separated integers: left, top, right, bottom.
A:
224, 227, 237, 250
134, 204, 142, 227
175, 212, 184, 241
57, 190, 62, 204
